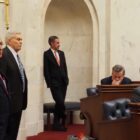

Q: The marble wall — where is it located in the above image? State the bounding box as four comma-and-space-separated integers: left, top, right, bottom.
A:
44, 0, 93, 103
2, 0, 101, 139
1, 0, 140, 140
110, 0, 140, 80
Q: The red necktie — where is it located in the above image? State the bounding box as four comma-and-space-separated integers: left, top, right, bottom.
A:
54, 51, 60, 66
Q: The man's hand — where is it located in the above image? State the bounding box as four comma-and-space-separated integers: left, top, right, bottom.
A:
112, 80, 122, 85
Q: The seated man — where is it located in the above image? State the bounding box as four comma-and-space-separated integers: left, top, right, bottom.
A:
101, 64, 132, 85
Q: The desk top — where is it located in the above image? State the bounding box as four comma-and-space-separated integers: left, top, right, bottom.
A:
129, 102, 140, 107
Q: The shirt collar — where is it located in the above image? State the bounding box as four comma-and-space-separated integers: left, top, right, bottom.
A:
51, 48, 56, 53
7, 45, 18, 56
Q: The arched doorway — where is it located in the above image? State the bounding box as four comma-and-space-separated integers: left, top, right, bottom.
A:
44, 0, 94, 102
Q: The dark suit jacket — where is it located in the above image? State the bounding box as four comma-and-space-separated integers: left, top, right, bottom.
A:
101, 76, 132, 85
0, 47, 28, 113
43, 49, 69, 88
0, 72, 10, 140
0, 72, 10, 115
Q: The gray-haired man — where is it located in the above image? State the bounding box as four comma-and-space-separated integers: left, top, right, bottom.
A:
101, 64, 132, 85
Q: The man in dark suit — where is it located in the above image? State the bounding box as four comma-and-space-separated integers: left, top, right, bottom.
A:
43, 36, 69, 131
0, 32, 28, 140
0, 39, 10, 140
101, 64, 132, 85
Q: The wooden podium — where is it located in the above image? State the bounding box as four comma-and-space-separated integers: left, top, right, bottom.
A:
80, 84, 140, 140
129, 102, 140, 140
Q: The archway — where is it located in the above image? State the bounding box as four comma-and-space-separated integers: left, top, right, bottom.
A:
44, 0, 94, 102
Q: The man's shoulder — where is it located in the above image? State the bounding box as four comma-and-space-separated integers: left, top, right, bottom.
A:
101, 76, 112, 85
122, 77, 132, 84
58, 50, 64, 54
3, 46, 8, 52
44, 49, 50, 53
44, 49, 51, 56
124, 77, 131, 81
0, 47, 9, 61
2, 47, 10, 56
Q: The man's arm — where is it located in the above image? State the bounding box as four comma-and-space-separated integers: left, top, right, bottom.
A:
62, 52, 69, 85
121, 77, 132, 84
101, 77, 112, 85
0, 54, 7, 75
112, 79, 122, 85
43, 52, 51, 88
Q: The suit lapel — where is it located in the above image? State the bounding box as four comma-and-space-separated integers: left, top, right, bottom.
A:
48, 49, 59, 66
5, 47, 18, 67
5, 47, 22, 81
58, 51, 62, 66
5, 47, 27, 89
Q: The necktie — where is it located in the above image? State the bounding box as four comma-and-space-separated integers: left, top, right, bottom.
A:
54, 51, 60, 66
17, 55, 25, 92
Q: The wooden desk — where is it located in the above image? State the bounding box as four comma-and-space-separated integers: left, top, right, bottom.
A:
129, 103, 140, 140
96, 84, 139, 100
80, 84, 140, 140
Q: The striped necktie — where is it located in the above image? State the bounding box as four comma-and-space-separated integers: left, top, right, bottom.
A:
17, 55, 25, 92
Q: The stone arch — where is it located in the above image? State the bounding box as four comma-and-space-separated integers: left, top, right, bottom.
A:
42, 0, 99, 101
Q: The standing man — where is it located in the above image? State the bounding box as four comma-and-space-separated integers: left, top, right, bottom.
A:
0, 32, 28, 140
43, 36, 69, 131
0, 39, 10, 140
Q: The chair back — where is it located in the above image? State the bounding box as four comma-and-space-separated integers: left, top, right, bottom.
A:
86, 87, 98, 96
103, 98, 131, 120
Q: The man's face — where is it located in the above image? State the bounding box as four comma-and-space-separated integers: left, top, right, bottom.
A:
51, 39, 60, 50
112, 70, 124, 83
8, 34, 22, 52
0, 41, 3, 58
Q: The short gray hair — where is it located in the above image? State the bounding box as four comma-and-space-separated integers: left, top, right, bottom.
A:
112, 65, 125, 74
5, 32, 21, 45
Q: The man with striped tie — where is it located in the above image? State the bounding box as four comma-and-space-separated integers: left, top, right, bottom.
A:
0, 32, 28, 140
0, 39, 10, 140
